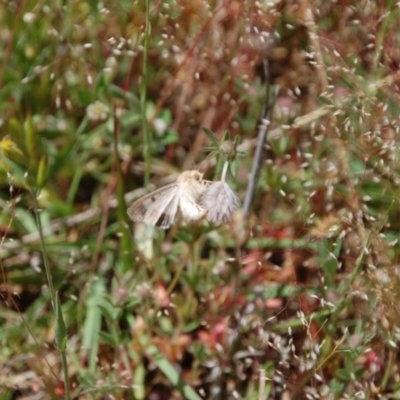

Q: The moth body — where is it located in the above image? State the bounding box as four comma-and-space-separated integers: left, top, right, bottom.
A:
177, 171, 207, 222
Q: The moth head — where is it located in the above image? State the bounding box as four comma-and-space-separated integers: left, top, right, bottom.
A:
177, 170, 203, 183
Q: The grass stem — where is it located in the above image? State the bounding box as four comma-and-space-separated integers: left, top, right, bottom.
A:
141, 0, 152, 188
32, 190, 71, 400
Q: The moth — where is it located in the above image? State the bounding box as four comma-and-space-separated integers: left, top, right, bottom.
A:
127, 170, 209, 229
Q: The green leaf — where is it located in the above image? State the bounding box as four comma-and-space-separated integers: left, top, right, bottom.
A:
76, 89, 93, 106
146, 346, 202, 400
329, 378, 345, 396
133, 362, 146, 399
230, 159, 236, 176
336, 368, 352, 381
98, 331, 118, 347
202, 127, 220, 147
233, 134, 241, 150
24, 115, 39, 164
36, 155, 47, 189
97, 301, 112, 321
82, 279, 106, 372
162, 129, 179, 145
222, 130, 230, 142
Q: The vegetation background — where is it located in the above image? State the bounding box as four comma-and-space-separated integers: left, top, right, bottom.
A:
1, 0, 400, 399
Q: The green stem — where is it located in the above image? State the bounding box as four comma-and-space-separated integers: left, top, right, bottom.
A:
167, 261, 186, 296
113, 111, 135, 273
32, 189, 71, 400
32, 191, 55, 305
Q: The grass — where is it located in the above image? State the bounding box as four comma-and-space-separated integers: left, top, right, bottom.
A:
1, 1, 400, 399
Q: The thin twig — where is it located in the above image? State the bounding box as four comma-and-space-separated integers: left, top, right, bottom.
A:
242, 61, 278, 220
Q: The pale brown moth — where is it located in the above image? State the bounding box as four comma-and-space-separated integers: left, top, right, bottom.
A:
127, 170, 210, 229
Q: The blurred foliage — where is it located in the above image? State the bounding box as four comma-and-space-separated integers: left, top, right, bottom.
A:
1, 0, 400, 399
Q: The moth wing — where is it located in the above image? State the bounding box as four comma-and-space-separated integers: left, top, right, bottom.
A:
127, 184, 180, 229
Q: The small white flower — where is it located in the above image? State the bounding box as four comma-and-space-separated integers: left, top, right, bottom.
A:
201, 181, 239, 223
23, 12, 36, 24
153, 118, 168, 136
86, 101, 109, 122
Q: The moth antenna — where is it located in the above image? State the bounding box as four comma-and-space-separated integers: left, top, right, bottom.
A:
186, 139, 206, 174
197, 158, 207, 173
197, 156, 217, 176
187, 140, 198, 171
184, 134, 209, 174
